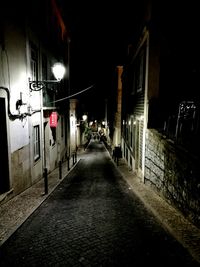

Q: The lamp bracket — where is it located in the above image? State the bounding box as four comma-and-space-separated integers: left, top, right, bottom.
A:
29, 79, 60, 92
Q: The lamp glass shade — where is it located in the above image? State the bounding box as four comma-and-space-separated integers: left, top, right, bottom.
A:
52, 63, 66, 81
82, 115, 87, 121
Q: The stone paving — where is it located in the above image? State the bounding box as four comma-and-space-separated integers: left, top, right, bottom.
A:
0, 145, 200, 264
116, 158, 200, 264
0, 155, 78, 246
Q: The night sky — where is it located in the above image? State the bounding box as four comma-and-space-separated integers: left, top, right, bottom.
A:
57, 1, 200, 121
57, 0, 143, 120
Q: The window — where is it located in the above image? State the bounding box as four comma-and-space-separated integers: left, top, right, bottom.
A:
136, 50, 145, 93
131, 65, 136, 95
132, 46, 146, 94
33, 125, 40, 161
51, 127, 56, 146
42, 53, 47, 80
61, 116, 64, 138
30, 42, 38, 81
41, 53, 49, 106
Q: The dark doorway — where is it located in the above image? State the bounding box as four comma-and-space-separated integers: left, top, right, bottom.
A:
0, 98, 10, 193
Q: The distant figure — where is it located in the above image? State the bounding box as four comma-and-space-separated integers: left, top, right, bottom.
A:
113, 146, 122, 166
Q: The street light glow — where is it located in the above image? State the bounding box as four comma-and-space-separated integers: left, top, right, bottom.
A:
82, 115, 87, 121
52, 63, 66, 81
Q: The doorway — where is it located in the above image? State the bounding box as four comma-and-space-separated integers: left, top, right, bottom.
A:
0, 98, 10, 193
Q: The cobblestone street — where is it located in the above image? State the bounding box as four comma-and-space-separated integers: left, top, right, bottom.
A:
0, 141, 200, 266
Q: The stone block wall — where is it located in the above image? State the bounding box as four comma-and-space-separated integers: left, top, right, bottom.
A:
145, 129, 200, 228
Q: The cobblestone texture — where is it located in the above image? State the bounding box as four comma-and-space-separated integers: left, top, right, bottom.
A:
0, 141, 200, 266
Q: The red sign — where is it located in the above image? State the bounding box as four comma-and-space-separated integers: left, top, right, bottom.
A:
50, 112, 58, 127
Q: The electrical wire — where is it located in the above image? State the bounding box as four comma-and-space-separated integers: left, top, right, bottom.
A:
48, 84, 95, 104
0, 83, 94, 120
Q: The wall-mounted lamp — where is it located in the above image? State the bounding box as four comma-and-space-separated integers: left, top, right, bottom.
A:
16, 92, 27, 110
29, 62, 66, 92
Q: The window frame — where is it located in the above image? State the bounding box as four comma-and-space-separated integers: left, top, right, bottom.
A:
30, 42, 38, 81
33, 125, 40, 162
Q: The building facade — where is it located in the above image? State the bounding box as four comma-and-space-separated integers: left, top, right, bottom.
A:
0, 0, 69, 204
121, 1, 200, 227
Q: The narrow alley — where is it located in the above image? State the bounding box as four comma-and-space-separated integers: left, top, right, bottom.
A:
0, 140, 199, 266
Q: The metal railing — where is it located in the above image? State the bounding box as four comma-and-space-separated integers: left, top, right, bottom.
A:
162, 101, 199, 155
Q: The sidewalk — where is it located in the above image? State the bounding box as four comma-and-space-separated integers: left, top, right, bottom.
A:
0, 147, 200, 263
0, 153, 81, 247
116, 158, 200, 264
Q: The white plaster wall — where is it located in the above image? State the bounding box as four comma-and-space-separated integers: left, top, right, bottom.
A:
10, 120, 29, 153
3, 23, 30, 153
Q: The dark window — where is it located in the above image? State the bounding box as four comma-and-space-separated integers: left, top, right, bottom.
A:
136, 49, 145, 93
42, 53, 47, 80
30, 42, 38, 81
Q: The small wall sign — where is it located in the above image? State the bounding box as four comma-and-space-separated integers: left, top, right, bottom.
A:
50, 112, 58, 127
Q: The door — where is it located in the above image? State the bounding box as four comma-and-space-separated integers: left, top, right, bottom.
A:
0, 98, 10, 193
